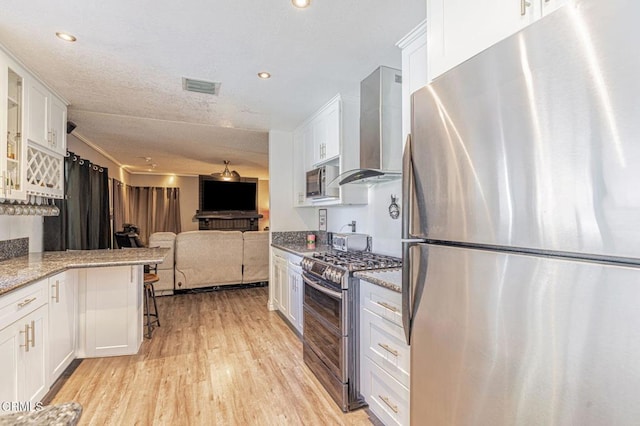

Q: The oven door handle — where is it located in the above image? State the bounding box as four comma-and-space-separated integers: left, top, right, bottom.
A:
302, 274, 343, 300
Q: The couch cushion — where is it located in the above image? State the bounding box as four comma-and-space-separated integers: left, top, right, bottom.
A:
148, 232, 176, 271
175, 231, 244, 289
242, 231, 269, 284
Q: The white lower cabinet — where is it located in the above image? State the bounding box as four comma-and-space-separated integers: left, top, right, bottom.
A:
362, 356, 410, 426
286, 257, 303, 334
271, 251, 285, 309
0, 279, 49, 404
48, 270, 77, 384
0, 322, 20, 403
0, 263, 146, 409
271, 248, 304, 335
18, 304, 48, 403
360, 279, 410, 425
77, 265, 143, 358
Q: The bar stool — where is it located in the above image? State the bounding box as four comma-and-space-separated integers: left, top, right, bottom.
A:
143, 271, 161, 338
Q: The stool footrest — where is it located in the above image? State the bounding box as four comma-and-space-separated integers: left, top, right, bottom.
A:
143, 280, 161, 338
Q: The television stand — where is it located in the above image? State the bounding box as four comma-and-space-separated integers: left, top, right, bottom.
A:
195, 212, 263, 231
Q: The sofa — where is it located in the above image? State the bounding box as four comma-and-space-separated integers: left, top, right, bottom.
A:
148, 232, 177, 296
148, 230, 269, 293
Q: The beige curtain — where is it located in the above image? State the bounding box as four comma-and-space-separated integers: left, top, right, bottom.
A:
112, 179, 129, 244
112, 182, 181, 246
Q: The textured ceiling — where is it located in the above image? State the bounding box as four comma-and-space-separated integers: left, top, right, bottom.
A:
0, 0, 425, 178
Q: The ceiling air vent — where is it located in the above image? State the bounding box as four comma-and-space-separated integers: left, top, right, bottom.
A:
182, 77, 221, 95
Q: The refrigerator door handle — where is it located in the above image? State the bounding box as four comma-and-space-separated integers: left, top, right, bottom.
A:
402, 133, 421, 345
402, 133, 413, 241
402, 241, 414, 345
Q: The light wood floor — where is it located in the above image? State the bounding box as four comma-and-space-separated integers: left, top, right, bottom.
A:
51, 286, 375, 425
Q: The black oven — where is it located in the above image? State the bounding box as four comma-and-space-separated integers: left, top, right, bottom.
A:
302, 271, 363, 412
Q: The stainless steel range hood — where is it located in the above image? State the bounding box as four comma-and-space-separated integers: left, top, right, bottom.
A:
338, 66, 403, 185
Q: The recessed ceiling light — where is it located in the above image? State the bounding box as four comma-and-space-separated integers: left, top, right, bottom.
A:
56, 32, 77, 42
291, 0, 311, 8
257, 72, 271, 79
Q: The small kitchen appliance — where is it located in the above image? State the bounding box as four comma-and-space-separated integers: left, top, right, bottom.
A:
306, 165, 339, 199
330, 233, 370, 252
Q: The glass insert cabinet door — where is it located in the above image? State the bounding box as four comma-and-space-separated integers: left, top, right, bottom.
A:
1, 57, 26, 201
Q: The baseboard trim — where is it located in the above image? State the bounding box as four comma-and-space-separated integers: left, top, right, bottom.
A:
174, 281, 267, 294
40, 358, 83, 405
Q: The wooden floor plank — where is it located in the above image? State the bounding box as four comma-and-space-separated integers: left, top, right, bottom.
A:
51, 287, 374, 425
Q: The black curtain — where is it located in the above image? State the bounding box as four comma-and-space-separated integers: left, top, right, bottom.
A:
44, 152, 110, 251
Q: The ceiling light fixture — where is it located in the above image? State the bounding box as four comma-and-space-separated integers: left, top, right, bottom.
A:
55, 32, 77, 42
257, 71, 271, 79
211, 160, 241, 182
291, 0, 311, 8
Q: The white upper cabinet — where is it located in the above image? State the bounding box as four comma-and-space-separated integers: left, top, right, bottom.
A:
292, 128, 312, 207
293, 94, 367, 207
0, 55, 27, 200
541, 0, 567, 15
397, 20, 427, 145
0, 45, 67, 200
26, 77, 66, 156
311, 96, 341, 167
49, 96, 67, 156
427, 0, 568, 79
318, 100, 340, 165
26, 78, 49, 149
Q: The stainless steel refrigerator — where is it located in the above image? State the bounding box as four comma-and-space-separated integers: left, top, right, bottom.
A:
402, 0, 640, 424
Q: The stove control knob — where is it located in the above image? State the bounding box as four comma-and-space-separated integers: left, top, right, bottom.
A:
331, 269, 341, 284
325, 268, 334, 283
326, 268, 334, 282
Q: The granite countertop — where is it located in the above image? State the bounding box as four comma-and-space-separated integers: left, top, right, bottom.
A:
0, 402, 82, 426
271, 242, 332, 257
355, 268, 403, 293
0, 247, 169, 297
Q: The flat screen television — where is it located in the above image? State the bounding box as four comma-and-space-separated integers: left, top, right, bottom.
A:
199, 175, 258, 213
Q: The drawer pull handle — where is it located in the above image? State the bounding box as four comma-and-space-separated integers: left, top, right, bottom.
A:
17, 297, 37, 308
376, 301, 398, 313
52, 280, 60, 303
379, 395, 399, 413
378, 342, 399, 357
30, 320, 35, 348
19, 323, 30, 352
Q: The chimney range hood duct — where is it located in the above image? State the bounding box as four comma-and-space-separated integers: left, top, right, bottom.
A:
337, 66, 403, 185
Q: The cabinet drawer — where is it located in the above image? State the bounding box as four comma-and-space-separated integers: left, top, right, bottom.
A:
0, 280, 47, 329
360, 280, 402, 327
361, 308, 410, 387
361, 356, 409, 426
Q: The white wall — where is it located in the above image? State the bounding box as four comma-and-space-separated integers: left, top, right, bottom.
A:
269, 130, 316, 232
324, 180, 402, 257
68, 134, 131, 184
0, 216, 43, 253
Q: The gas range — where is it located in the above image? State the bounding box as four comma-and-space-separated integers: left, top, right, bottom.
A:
301, 248, 402, 412
300, 250, 402, 289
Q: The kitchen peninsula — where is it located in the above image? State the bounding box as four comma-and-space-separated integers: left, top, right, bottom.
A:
0, 247, 169, 404
0, 247, 168, 296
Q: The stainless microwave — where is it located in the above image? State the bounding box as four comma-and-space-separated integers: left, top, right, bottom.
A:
306, 165, 339, 199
